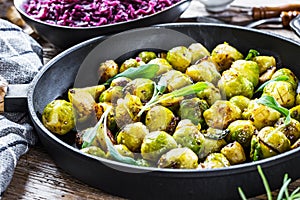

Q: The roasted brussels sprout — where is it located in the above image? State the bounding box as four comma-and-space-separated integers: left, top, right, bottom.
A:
178, 98, 209, 128
242, 100, 281, 130
250, 135, 278, 161
229, 96, 250, 112
145, 105, 177, 133
252, 55, 276, 75
123, 78, 154, 102
196, 82, 222, 106
274, 118, 300, 144
203, 100, 241, 129
68, 85, 106, 102
263, 81, 295, 108
226, 120, 257, 148
89, 124, 114, 152
110, 77, 132, 87
80, 146, 106, 158
258, 126, 290, 153
231, 60, 259, 87
290, 105, 300, 122
158, 70, 193, 93
296, 93, 300, 106
211, 42, 243, 71
42, 99, 75, 135
141, 131, 177, 161
98, 60, 119, 83
107, 144, 135, 159
218, 70, 254, 99
138, 51, 157, 63
166, 46, 192, 72
148, 58, 173, 75
114, 94, 143, 128
259, 66, 276, 84
291, 138, 300, 149
99, 86, 124, 103
198, 137, 227, 160
188, 42, 210, 64
271, 68, 298, 90
220, 141, 246, 165
158, 147, 198, 169
116, 122, 149, 152
185, 57, 221, 85
201, 153, 230, 169
119, 58, 144, 72
173, 119, 205, 154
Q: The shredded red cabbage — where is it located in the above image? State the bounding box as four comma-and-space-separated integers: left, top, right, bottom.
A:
23, 0, 182, 27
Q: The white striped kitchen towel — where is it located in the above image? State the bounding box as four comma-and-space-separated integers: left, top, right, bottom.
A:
0, 19, 42, 196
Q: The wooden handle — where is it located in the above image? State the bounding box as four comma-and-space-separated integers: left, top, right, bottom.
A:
0, 76, 8, 113
281, 11, 300, 27
252, 4, 300, 20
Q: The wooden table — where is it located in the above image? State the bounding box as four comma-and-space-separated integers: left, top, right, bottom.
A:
2, 0, 300, 199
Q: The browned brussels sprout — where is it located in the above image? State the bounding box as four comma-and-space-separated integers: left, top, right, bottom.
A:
257, 126, 290, 153
173, 119, 205, 154
148, 58, 173, 76
220, 141, 246, 165
291, 138, 300, 149
231, 60, 259, 87
185, 57, 221, 85
178, 98, 209, 128
252, 56, 276, 75
42, 99, 75, 135
263, 81, 295, 108
226, 120, 257, 148
218, 70, 254, 99
123, 78, 154, 102
116, 122, 149, 152
107, 144, 135, 159
145, 105, 177, 133
250, 135, 278, 161
274, 118, 300, 144
229, 96, 251, 112
138, 51, 157, 63
141, 131, 177, 162
188, 43, 210, 64
166, 46, 192, 72
290, 105, 300, 122
201, 153, 230, 169
98, 60, 119, 83
158, 147, 198, 169
259, 66, 276, 84
198, 137, 227, 160
68, 85, 106, 102
114, 94, 143, 128
110, 77, 132, 87
158, 70, 193, 93
271, 68, 298, 90
242, 100, 281, 130
196, 82, 222, 106
80, 146, 106, 158
296, 93, 300, 106
119, 58, 145, 73
203, 100, 241, 129
99, 86, 124, 103
211, 42, 243, 72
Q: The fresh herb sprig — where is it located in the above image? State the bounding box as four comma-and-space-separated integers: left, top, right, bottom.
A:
238, 165, 300, 200
245, 49, 260, 61
256, 95, 291, 126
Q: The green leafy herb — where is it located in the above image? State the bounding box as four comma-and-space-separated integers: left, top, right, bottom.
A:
239, 165, 300, 200
104, 64, 159, 85
256, 95, 291, 126
137, 82, 208, 117
245, 49, 260, 61
255, 75, 289, 93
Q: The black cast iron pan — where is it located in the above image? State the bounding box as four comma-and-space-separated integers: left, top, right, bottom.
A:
5, 23, 300, 200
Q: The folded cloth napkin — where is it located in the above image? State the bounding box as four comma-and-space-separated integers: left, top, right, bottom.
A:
0, 19, 43, 196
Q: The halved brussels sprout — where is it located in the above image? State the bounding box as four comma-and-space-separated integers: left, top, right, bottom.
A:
158, 70, 193, 93
211, 42, 243, 72
198, 137, 227, 160
107, 144, 135, 159
203, 100, 241, 129
141, 131, 177, 162
117, 122, 149, 152
123, 78, 154, 102
166, 46, 192, 72
185, 57, 221, 85
229, 95, 250, 112
274, 118, 300, 144
250, 135, 278, 161
98, 60, 119, 83
148, 58, 173, 76
42, 99, 75, 135
220, 141, 246, 165
173, 119, 205, 154
138, 51, 157, 63
119, 58, 145, 72
110, 77, 132, 87
188, 42, 210, 64
158, 147, 198, 169
80, 146, 106, 158
196, 82, 222, 106
231, 60, 259, 87
145, 105, 177, 133
201, 153, 230, 169
290, 105, 300, 122
226, 120, 257, 148
252, 55, 276, 75
99, 86, 124, 103
271, 68, 298, 90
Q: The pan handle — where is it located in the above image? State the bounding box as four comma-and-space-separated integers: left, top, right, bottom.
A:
1, 84, 29, 113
